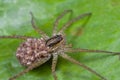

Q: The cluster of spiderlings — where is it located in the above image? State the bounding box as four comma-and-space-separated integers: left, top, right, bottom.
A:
16, 38, 50, 66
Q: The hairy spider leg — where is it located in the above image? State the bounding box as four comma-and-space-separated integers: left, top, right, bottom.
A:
53, 10, 73, 36
65, 48, 120, 61
0, 35, 33, 40
51, 54, 58, 80
60, 53, 107, 80
65, 48, 120, 55
30, 12, 49, 39
9, 55, 51, 80
9, 65, 34, 80
0, 12, 49, 40
59, 13, 92, 34
68, 12, 92, 43
9, 62, 40, 80
73, 12, 92, 37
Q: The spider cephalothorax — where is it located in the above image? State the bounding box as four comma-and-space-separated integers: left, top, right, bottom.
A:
46, 35, 65, 53
0, 10, 120, 80
46, 35, 63, 47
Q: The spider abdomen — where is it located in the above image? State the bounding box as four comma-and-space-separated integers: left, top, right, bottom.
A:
16, 38, 51, 67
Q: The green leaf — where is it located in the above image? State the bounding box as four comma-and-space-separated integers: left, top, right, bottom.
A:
0, 0, 120, 80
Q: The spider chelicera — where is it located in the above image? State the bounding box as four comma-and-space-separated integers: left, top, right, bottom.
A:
0, 10, 120, 80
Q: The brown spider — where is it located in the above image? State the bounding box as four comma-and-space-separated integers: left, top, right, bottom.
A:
0, 10, 120, 80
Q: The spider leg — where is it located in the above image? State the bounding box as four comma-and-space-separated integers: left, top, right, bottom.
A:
53, 10, 73, 36
9, 65, 33, 80
60, 53, 107, 80
9, 61, 42, 80
71, 12, 92, 38
0, 35, 33, 40
30, 12, 49, 39
59, 12, 92, 34
51, 54, 58, 80
9, 56, 51, 80
65, 48, 120, 55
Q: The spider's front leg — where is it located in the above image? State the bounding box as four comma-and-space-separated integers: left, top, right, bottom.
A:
59, 12, 92, 34
30, 12, 49, 39
53, 10, 73, 36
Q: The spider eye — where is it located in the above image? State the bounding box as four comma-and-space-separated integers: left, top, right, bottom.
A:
46, 35, 63, 47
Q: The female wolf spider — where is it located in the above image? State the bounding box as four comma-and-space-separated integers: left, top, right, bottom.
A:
0, 10, 120, 80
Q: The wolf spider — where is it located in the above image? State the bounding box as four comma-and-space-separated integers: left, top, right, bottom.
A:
0, 10, 120, 80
